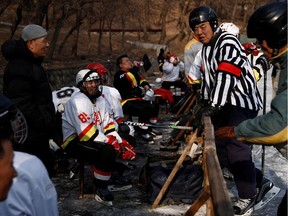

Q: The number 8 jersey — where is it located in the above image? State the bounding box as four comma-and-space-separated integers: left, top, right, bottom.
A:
61, 91, 118, 148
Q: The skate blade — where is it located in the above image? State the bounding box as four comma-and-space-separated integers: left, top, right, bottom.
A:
253, 186, 280, 211
153, 135, 163, 140
108, 184, 132, 192
234, 208, 253, 216
94, 195, 113, 206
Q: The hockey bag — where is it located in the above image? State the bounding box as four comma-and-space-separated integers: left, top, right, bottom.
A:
139, 157, 203, 205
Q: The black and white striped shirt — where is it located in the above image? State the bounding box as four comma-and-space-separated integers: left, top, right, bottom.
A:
200, 32, 263, 111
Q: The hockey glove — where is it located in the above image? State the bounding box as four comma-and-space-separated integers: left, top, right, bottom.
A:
192, 101, 207, 117
201, 105, 220, 118
143, 88, 154, 101
120, 139, 136, 160
255, 54, 271, 72
49, 139, 60, 151
131, 86, 145, 98
192, 105, 220, 131
106, 135, 121, 154
214, 126, 235, 139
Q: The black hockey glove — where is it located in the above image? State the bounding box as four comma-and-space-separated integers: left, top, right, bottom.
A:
256, 55, 271, 72
131, 86, 145, 98
201, 105, 220, 118
192, 102, 205, 117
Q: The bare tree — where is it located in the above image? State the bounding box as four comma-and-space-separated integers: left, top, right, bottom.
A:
47, 2, 73, 60
0, 0, 12, 18
33, 0, 52, 26
158, 1, 170, 44
9, 0, 24, 39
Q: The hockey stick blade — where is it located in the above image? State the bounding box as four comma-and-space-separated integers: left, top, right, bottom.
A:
108, 184, 132, 192
234, 208, 253, 216
94, 195, 113, 206
124, 121, 194, 131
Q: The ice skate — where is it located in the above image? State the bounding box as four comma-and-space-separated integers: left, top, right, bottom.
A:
222, 167, 234, 180
135, 130, 154, 144
254, 178, 280, 210
233, 197, 255, 216
108, 184, 132, 192
94, 187, 113, 206
147, 128, 163, 139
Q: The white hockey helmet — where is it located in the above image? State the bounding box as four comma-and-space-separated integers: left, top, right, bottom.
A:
76, 69, 100, 87
219, 22, 240, 38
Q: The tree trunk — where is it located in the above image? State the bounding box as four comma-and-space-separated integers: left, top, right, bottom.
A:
231, 0, 238, 22
47, 6, 68, 60
158, 2, 169, 44
142, 0, 149, 41
58, 14, 86, 55
9, 0, 23, 38
71, 10, 82, 57
0, 0, 12, 17
97, 18, 105, 55
33, 0, 52, 26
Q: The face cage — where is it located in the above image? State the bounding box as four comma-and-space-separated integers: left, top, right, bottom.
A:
10, 109, 28, 144
84, 75, 99, 82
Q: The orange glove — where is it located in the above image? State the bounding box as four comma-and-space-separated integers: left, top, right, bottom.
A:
106, 135, 121, 154
214, 126, 235, 139
120, 139, 136, 160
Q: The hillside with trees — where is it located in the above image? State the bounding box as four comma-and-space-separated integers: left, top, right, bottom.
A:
0, 0, 272, 72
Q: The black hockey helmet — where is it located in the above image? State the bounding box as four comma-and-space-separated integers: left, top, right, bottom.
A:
247, 2, 287, 49
0, 95, 27, 144
189, 6, 218, 32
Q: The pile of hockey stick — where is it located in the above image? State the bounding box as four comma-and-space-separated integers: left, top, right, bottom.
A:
124, 121, 194, 131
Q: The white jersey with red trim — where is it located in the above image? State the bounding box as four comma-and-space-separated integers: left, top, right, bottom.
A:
62, 91, 121, 144
102, 86, 124, 122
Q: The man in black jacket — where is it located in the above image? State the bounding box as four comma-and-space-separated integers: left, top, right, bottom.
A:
1, 24, 56, 177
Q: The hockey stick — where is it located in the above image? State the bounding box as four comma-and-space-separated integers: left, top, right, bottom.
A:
124, 121, 194, 131
261, 65, 268, 175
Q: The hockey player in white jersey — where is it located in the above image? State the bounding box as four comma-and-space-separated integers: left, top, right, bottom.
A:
61, 69, 136, 205
86, 63, 136, 145
86, 63, 124, 124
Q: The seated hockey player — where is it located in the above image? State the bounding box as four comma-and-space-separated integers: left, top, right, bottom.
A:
61, 69, 136, 205
114, 54, 161, 143
86, 63, 136, 146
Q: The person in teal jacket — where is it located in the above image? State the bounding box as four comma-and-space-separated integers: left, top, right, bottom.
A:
215, 2, 287, 216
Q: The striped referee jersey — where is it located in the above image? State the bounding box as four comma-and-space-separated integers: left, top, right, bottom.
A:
200, 31, 263, 111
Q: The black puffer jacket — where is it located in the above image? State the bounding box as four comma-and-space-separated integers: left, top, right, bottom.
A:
2, 38, 55, 142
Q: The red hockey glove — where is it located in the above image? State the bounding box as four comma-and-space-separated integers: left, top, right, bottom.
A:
106, 135, 121, 154
120, 139, 136, 160
214, 126, 235, 139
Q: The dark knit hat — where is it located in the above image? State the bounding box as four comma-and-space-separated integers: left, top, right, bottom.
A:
21, 24, 47, 41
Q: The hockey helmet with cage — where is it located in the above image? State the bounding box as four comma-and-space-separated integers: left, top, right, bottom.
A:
189, 6, 218, 32
86, 63, 108, 84
247, 2, 287, 50
76, 69, 100, 87
219, 22, 240, 39
76, 69, 102, 98
0, 95, 27, 144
